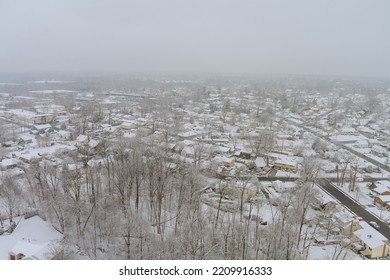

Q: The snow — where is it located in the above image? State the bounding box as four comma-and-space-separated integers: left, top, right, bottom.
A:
354, 221, 388, 249
123, 132, 137, 138
76, 134, 88, 143
0, 215, 63, 260
255, 157, 266, 168
329, 135, 364, 143
29, 90, 76, 94
308, 244, 361, 260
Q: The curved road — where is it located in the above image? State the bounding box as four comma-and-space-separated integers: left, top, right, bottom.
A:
317, 178, 390, 240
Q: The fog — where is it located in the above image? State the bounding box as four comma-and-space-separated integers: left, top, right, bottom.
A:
0, 0, 389, 77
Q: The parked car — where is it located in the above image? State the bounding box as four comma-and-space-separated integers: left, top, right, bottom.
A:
369, 221, 380, 229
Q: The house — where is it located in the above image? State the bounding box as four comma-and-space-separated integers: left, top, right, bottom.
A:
8, 241, 52, 260
19, 153, 41, 164
341, 127, 357, 135
272, 181, 297, 193
336, 216, 363, 236
213, 155, 235, 168
120, 121, 137, 130
372, 145, 387, 157
76, 134, 89, 145
0, 158, 19, 171
31, 124, 52, 134
373, 195, 390, 210
254, 157, 266, 169
2, 141, 14, 147
57, 130, 72, 140
18, 135, 33, 145
369, 180, 390, 196
6, 109, 54, 125
353, 222, 389, 259
181, 146, 195, 158
178, 131, 198, 139
1, 215, 63, 260
274, 155, 301, 172
356, 126, 377, 138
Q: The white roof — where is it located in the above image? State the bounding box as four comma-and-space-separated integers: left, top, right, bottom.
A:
178, 131, 198, 138
376, 180, 390, 189
354, 221, 388, 249
373, 185, 390, 195
0, 158, 19, 167
33, 124, 52, 130
376, 195, 390, 203
0, 215, 62, 260
255, 157, 266, 168
76, 134, 88, 142
88, 139, 99, 148
10, 241, 50, 260
274, 155, 301, 166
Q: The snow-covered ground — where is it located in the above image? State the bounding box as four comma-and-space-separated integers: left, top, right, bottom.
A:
308, 244, 361, 260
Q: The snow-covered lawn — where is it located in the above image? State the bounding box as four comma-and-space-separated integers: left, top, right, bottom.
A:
308, 244, 361, 260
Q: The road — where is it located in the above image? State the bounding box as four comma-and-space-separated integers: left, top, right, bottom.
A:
256, 174, 390, 239
317, 178, 390, 240
337, 143, 390, 173
257, 176, 386, 183
295, 121, 390, 173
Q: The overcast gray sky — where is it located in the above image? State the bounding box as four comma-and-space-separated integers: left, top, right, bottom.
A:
0, 0, 389, 77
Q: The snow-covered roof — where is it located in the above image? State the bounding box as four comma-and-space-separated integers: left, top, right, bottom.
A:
354, 221, 388, 249
375, 180, 390, 189
9, 241, 51, 260
255, 157, 266, 168
0, 158, 19, 167
88, 139, 99, 148
274, 155, 301, 166
76, 134, 88, 142
0, 215, 62, 260
376, 195, 390, 203
372, 183, 390, 195
33, 124, 52, 130
178, 131, 198, 138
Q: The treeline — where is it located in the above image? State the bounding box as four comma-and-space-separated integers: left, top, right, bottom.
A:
6, 139, 341, 260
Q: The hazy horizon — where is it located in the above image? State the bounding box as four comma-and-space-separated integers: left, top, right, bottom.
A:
1, 0, 389, 78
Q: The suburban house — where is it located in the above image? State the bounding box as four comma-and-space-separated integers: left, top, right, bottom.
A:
356, 126, 377, 138
272, 180, 297, 193
353, 222, 390, 259
19, 153, 41, 164
76, 134, 89, 145
372, 145, 387, 157
373, 195, 390, 210
341, 127, 357, 135
181, 146, 195, 158
273, 155, 301, 173
254, 157, 266, 170
8, 241, 52, 260
5, 109, 54, 125
120, 121, 137, 130
31, 124, 52, 134
18, 135, 33, 145
0, 158, 19, 171
213, 155, 235, 168
335, 214, 362, 235
369, 180, 390, 195
2, 215, 63, 260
